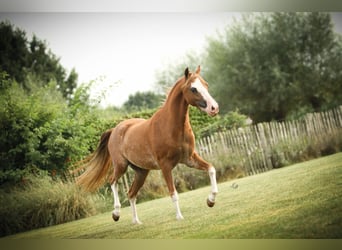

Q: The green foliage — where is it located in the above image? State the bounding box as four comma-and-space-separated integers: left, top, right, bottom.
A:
205, 12, 342, 122
0, 21, 78, 99
123, 91, 164, 112
154, 13, 342, 123
0, 76, 105, 184
0, 21, 28, 84
0, 80, 61, 171
189, 107, 248, 138
0, 169, 28, 186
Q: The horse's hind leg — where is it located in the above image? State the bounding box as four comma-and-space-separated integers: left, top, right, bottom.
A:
127, 166, 149, 224
110, 161, 128, 222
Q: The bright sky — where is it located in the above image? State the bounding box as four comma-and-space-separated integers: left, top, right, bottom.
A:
0, 13, 241, 107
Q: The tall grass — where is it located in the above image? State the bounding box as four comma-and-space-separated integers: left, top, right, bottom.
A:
0, 173, 105, 237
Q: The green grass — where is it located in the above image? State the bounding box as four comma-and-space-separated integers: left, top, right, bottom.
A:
4, 153, 342, 239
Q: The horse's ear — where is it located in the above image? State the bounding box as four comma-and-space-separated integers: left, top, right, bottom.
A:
184, 67, 190, 79
196, 65, 201, 74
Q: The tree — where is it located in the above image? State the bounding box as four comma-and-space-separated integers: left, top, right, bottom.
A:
0, 21, 78, 99
154, 50, 204, 93
205, 12, 342, 122
123, 91, 164, 112
0, 21, 29, 84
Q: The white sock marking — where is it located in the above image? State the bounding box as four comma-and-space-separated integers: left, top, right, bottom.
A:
208, 166, 218, 202
171, 192, 184, 220
111, 182, 121, 217
129, 197, 142, 224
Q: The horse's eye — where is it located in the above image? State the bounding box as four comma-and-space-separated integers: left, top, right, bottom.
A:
190, 87, 198, 93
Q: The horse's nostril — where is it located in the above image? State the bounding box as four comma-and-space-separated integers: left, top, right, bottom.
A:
198, 100, 207, 108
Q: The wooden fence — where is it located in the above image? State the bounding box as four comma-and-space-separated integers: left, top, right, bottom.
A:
196, 106, 342, 176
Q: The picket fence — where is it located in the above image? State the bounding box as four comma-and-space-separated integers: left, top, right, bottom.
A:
196, 106, 342, 176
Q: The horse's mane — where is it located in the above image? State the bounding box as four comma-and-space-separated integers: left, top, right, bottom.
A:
160, 76, 186, 107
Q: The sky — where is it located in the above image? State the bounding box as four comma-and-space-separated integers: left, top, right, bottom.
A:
1, 12, 342, 107
0, 12, 241, 107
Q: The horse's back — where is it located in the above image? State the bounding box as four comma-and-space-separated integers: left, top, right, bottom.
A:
110, 118, 147, 144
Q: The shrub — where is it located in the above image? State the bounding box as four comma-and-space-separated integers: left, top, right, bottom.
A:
190, 108, 248, 138
0, 80, 64, 172
0, 77, 109, 183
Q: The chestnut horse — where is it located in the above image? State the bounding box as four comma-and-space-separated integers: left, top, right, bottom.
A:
76, 66, 219, 224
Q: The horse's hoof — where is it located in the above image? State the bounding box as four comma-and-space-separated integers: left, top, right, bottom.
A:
112, 213, 120, 222
176, 214, 184, 220
207, 198, 215, 207
132, 219, 142, 225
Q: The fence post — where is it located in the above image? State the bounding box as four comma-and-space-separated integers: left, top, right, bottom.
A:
257, 123, 273, 170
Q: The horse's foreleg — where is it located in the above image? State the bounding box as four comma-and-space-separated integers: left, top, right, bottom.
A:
171, 191, 184, 220
161, 167, 184, 220
129, 197, 141, 224
207, 166, 218, 207
188, 152, 218, 207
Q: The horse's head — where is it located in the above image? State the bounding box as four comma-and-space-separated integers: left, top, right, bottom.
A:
182, 66, 219, 117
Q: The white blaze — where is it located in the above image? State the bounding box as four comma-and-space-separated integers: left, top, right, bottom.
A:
191, 78, 219, 115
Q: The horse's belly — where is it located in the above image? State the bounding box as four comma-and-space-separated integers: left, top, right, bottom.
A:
123, 140, 160, 170
125, 149, 160, 170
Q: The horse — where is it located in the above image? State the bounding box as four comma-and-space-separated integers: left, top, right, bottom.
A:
76, 66, 219, 224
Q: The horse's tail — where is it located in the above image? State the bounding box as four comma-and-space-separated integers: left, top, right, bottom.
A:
76, 129, 113, 192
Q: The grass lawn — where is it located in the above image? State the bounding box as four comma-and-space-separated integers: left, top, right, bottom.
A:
4, 153, 342, 239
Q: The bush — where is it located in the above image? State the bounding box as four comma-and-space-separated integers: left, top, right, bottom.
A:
0, 76, 109, 184
194, 109, 248, 138
0, 80, 64, 172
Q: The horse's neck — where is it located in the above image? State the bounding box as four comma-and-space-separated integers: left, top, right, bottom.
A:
161, 79, 191, 134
